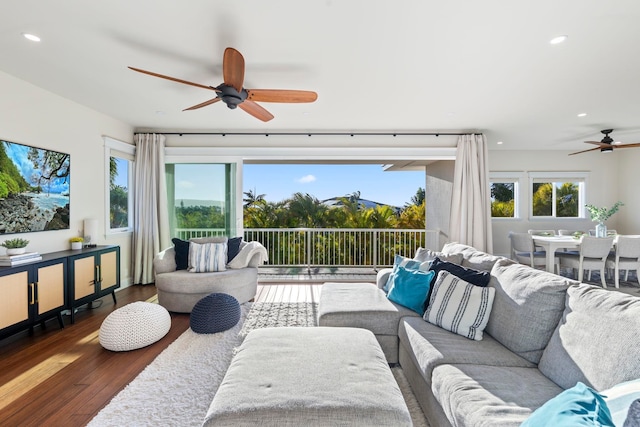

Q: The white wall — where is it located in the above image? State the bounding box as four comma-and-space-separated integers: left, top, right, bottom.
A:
489, 150, 621, 257
617, 149, 640, 235
0, 71, 134, 285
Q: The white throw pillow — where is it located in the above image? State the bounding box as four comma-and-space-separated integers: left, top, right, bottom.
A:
188, 242, 227, 273
423, 270, 495, 341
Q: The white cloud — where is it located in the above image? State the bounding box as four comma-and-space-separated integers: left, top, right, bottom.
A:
177, 180, 195, 189
296, 174, 316, 184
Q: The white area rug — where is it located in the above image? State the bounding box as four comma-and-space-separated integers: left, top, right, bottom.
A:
89, 302, 429, 427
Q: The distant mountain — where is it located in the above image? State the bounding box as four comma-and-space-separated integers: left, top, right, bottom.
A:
321, 197, 401, 213
176, 199, 224, 208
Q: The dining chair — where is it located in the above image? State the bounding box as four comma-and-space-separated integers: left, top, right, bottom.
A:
558, 236, 615, 287
605, 235, 640, 288
527, 229, 556, 252
510, 232, 558, 272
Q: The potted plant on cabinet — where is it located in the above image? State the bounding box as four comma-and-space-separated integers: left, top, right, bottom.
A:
70, 237, 84, 250
1, 238, 30, 255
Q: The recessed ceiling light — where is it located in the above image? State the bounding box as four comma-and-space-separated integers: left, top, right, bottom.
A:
577, 113, 587, 117
22, 33, 41, 42
550, 35, 568, 45
155, 110, 166, 115
496, 141, 503, 145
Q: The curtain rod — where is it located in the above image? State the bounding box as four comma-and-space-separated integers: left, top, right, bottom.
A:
134, 132, 482, 137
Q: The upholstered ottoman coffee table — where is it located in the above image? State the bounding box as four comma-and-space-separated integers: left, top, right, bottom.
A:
318, 282, 421, 363
203, 327, 412, 427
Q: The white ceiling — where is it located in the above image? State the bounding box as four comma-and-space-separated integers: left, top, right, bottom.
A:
3, 0, 640, 152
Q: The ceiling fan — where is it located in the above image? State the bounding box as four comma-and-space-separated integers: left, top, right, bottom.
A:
569, 129, 640, 156
129, 47, 317, 122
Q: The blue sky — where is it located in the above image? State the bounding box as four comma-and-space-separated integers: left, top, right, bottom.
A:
4, 141, 70, 194
243, 164, 425, 207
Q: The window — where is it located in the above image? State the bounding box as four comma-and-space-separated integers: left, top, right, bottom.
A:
104, 137, 134, 233
165, 163, 238, 239
529, 172, 587, 219
489, 172, 524, 219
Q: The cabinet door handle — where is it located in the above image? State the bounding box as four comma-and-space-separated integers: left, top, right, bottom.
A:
29, 283, 35, 305
96, 265, 102, 283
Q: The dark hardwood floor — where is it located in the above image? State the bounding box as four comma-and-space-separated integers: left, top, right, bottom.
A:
0, 285, 190, 427
0, 282, 323, 426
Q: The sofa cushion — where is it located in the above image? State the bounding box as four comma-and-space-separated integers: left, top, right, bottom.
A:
538, 283, 640, 391
485, 259, 578, 364
431, 364, 563, 427
172, 238, 190, 270
318, 282, 420, 336
521, 382, 614, 427
398, 316, 534, 387
386, 266, 434, 315
188, 242, 227, 273
602, 379, 640, 427
440, 242, 506, 272
414, 247, 463, 265
189, 236, 228, 244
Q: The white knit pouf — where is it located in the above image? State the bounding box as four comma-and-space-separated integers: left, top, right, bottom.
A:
99, 302, 171, 352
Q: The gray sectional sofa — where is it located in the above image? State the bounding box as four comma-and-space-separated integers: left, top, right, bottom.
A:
319, 242, 640, 426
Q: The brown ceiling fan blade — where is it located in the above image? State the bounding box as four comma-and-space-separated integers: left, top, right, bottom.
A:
128, 67, 218, 91
614, 143, 640, 149
223, 48, 245, 92
183, 97, 221, 111
584, 140, 606, 146
238, 100, 274, 122
247, 89, 318, 103
568, 146, 601, 156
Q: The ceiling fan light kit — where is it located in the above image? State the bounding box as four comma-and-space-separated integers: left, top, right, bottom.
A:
568, 129, 640, 156
129, 47, 317, 122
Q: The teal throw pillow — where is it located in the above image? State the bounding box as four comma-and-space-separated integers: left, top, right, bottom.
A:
386, 265, 434, 315
521, 382, 614, 427
383, 254, 430, 292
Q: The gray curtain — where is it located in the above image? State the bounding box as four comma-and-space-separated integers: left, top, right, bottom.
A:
449, 134, 493, 253
132, 133, 170, 285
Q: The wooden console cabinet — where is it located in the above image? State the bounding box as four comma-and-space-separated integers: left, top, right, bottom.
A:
0, 245, 120, 339
68, 246, 120, 323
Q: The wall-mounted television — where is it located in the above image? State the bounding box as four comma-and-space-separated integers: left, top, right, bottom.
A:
0, 139, 70, 234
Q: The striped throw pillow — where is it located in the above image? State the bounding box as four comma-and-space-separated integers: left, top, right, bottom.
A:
188, 242, 227, 273
424, 270, 495, 341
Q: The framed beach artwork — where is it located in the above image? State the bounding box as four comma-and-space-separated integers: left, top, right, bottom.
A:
0, 138, 70, 234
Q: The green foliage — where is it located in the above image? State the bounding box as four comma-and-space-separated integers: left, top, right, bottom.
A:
555, 183, 579, 217
0, 142, 30, 196
491, 200, 514, 217
1, 238, 29, 248
175, 205, 225, 229
491, 183, 514, 203
27, 147, 70, 189
110, 185, 129, 228
532, 183, 553, 216
585, 201, 624, 222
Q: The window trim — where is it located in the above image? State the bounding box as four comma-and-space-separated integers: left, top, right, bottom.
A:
104, 136, 135, 235
489, 172, 525, 220
528, 171, 588, 220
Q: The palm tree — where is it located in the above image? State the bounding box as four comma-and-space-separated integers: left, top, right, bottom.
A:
285, 192, 328, 227
243, 188, 266, 208
406, 187, 425, 207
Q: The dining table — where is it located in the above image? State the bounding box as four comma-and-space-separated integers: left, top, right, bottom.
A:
531, 235, 581, 273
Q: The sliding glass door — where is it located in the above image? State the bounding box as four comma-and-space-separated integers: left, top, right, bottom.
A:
165, 163, 238, 239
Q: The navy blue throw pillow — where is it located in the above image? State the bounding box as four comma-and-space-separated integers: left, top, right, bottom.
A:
429, 257, 491, 287
172, 238, 190, 270
227, 237, 242, 263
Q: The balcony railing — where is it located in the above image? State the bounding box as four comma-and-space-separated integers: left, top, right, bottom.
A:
176, 228, 439, 269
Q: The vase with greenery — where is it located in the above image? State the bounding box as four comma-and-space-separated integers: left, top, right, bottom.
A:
585, 201, 623, 237
1, 238, 30, 255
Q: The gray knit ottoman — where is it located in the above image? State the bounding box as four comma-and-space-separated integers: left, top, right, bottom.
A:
203, 327, 411, 427
318, 282, 421, 363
